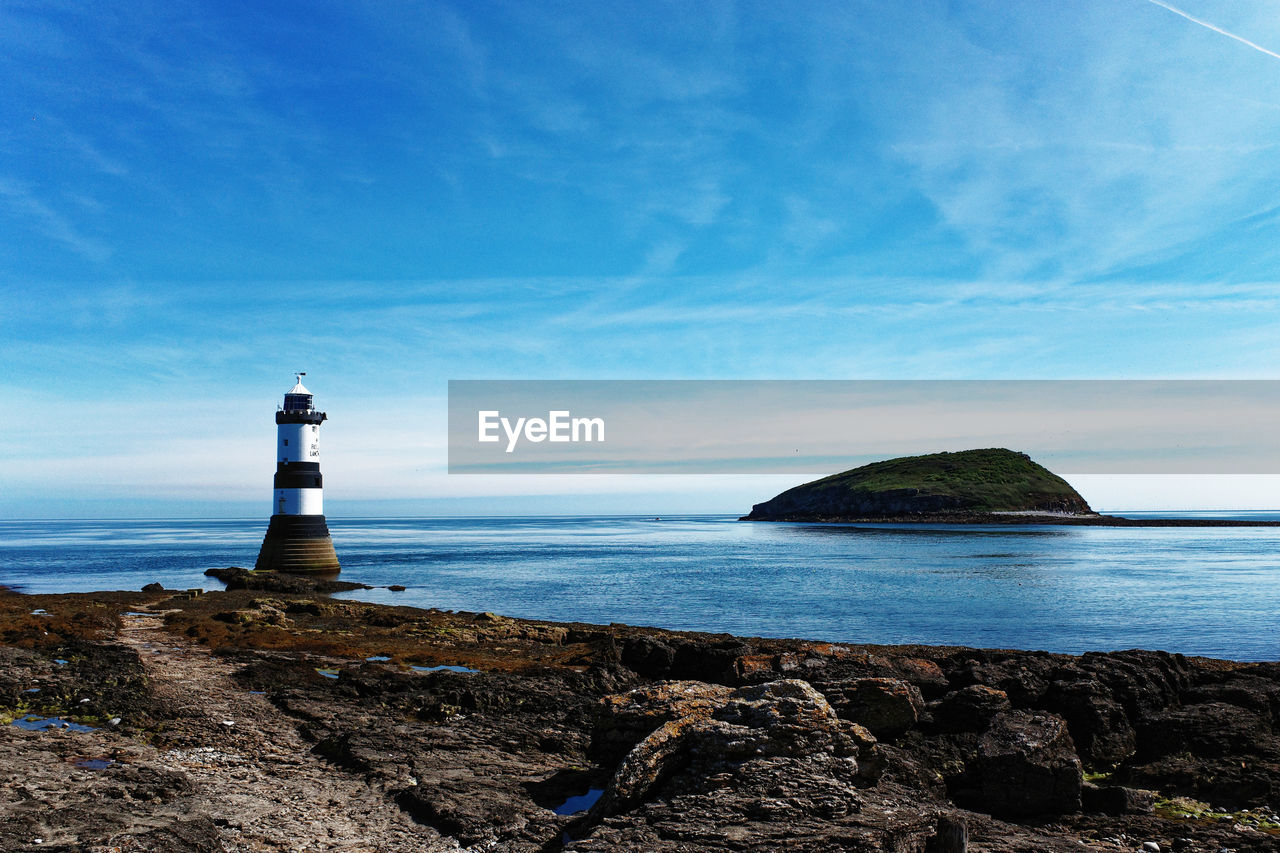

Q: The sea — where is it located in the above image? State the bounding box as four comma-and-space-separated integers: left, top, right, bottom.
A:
1, 514, 1278, 662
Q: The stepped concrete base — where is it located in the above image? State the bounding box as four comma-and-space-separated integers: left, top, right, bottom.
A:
254, 514, 340, 576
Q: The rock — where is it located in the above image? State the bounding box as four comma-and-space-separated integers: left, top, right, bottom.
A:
603, 634, 752, 684
671, 637, 754, 683
1138, 702, 1271, 759
1119, 754, 1277, 812
142, 583, 165, 593
620, 636, 676, 677
6, 594, 1280, 852
954, 710, 1082, 817
203, 567, 370, 594
945, 651, 1057, 706
1183, 677, 1280, 718
707, 679, 874, 761
593, 679, 876, 820
1081, 782, 1155, 815
734, 652, 784, 680
387, 585, 406, 592
1142, 842, 1160, 853
1043, 677, 1136, 767
895, 657, 951, 698
593, 680, 733, 763
1124, 694, 1280, 808
601, 679, 735, 721
1078, 650, 1190, 719
818, 677, 924, 739
926, 814, 967, 853
122, 816, 224, 853
932, 685, 1011, 732
284, 601, 323, 616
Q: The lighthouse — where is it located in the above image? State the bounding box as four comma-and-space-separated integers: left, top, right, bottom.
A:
253, 374, 340, 575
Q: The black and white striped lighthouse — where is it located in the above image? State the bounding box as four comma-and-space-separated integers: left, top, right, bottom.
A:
253, 374, 340, 575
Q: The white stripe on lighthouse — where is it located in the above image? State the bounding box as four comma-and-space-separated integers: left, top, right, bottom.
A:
275, 488, 323, 516
278, 422, 320, 463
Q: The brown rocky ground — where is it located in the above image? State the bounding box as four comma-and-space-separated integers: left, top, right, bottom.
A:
0, 576, 1277, 852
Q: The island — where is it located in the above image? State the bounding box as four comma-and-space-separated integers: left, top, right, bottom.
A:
741, 448, 1280, 526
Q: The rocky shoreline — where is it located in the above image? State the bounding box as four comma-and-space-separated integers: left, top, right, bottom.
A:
1, 577, 1278, 852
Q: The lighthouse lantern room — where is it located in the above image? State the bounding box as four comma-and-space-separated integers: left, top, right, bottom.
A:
254, 373, 340, 575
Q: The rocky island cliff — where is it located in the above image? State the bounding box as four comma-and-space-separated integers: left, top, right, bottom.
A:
742, 448, 1095, 523
2, 576, 1279, 851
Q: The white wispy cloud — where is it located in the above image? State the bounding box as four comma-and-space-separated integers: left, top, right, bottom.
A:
0, 178, 112, 263
1142, 0, 1280, 62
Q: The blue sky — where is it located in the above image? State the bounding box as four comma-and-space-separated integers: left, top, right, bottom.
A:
4, 0, 1280, 516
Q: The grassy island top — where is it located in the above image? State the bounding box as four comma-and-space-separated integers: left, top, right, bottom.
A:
809, 448, 1081, 508
744, 448, 1094, 520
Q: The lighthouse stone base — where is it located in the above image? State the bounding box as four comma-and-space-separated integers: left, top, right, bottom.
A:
254, 514, 340, 576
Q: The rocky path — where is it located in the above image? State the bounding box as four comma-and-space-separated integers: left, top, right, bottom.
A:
109, 610, 455, 853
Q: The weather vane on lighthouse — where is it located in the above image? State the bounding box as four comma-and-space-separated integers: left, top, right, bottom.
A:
253, 374, 340, 575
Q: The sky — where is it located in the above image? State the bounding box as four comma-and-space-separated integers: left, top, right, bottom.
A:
4, 0, 1280, 517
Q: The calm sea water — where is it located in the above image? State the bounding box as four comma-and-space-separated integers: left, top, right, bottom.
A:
1, 514, 1278, 661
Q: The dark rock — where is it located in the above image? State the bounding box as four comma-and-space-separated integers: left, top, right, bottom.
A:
819, 677, 924, 739
1078, 650, 1190, 720
1182, 677, 1280, 720
673, 639, 753, 684
394, 785, 525, 846
945, 652, 1057, 707
932, 685, 1011, 732
1081, 782, 1155, 815
619, 637, 677, 678
1120, 754, 1280, 811
1138, 702, 1271, 759
203, 567, 370, 594
1043, 677, 1135, 768
387, 585, 407, 592
141, 582, 165, 593
926, 814, 968, 853
122, 816, 223, 853
954, 710, 1082, 817
616, 635, 752, 683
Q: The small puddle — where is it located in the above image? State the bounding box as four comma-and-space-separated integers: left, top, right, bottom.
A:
247, 690, 265, 695
410, 664, 480, 674
123, 612, 153, 617
53, 659, 68, 666
365, 655, 391, 662
553, 788, 604, 815
30, 609, 48, 616
315, 668, 340, 680
23, 688, 39, 694
75, 758, 115, 770
12, 716, 95, 732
